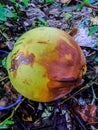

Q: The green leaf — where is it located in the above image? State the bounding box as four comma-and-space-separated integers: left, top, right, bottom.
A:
76, 0, 91, 11
22, 0, 30, 7
4, 8, 13, 18
0, 119, 14, 129
0, 124, 8, 129
38, 17, 48, 26
76, 4, 84, 11
45, 0, 54, 4
12, 11, 19, 20
10, 0, 16, 3
95, 56, 98, 62
0, 14, 6, 21
83, 0, 90, 4
10, 0, 19, 8
63, 13, 73, 21
88, 25, 98, 35
3, 119, 15, 125
2, 57, 7, 69
0, 4, 13, 22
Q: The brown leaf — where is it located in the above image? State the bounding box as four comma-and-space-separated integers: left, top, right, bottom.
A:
22, 114, 33, 121
74, 104, 97, 123
69, 28, 78, 37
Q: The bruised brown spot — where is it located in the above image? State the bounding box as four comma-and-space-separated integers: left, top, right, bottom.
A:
38, 38, 81, 83
23, 80, 31, 86
10, 52, 35, 78
11, 50, 19, 59
47, 80, 76, 101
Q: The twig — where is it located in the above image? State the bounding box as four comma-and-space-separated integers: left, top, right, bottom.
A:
91, 85, 96, 104
91, 85, 98, 104
75, 0, 98, 11
0, 76, 8, 82
70, 108, 87, 130
59, 80, 95, 105
0, 30, 9, 40
0, 98, 25, 126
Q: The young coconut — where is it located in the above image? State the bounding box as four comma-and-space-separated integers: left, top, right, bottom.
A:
7, 27, 87, 102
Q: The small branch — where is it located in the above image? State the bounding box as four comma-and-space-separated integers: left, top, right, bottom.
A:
0, 30, 9, 40
0, 76, 8, 82
70, 108, 87, 130
75, 0, 98, 11
91, 85, 96, 104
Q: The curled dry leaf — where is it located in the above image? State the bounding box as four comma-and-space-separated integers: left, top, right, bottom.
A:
74, 104, 97, 123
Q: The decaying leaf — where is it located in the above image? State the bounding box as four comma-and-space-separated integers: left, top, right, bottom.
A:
22, 115, 33, 121
90, 17, 98, 25
74, 104, 97, 123
56, 0, 71, 4
69, 28, 78, 37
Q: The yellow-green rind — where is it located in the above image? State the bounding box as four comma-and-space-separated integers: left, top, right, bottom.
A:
7, 27, 86, 102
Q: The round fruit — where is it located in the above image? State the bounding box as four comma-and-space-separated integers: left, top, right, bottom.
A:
7, 27, 86, 102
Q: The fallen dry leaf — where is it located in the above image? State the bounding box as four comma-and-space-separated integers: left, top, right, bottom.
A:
56, 0, 71, 4
90, 17, 98, 25
74, 104, 97, 123
22, 115, 33, 121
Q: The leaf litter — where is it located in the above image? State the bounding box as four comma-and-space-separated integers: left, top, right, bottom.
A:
0, 0, 98, 130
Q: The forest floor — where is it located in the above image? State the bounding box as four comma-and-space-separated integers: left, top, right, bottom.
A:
0, 0, 98, 130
